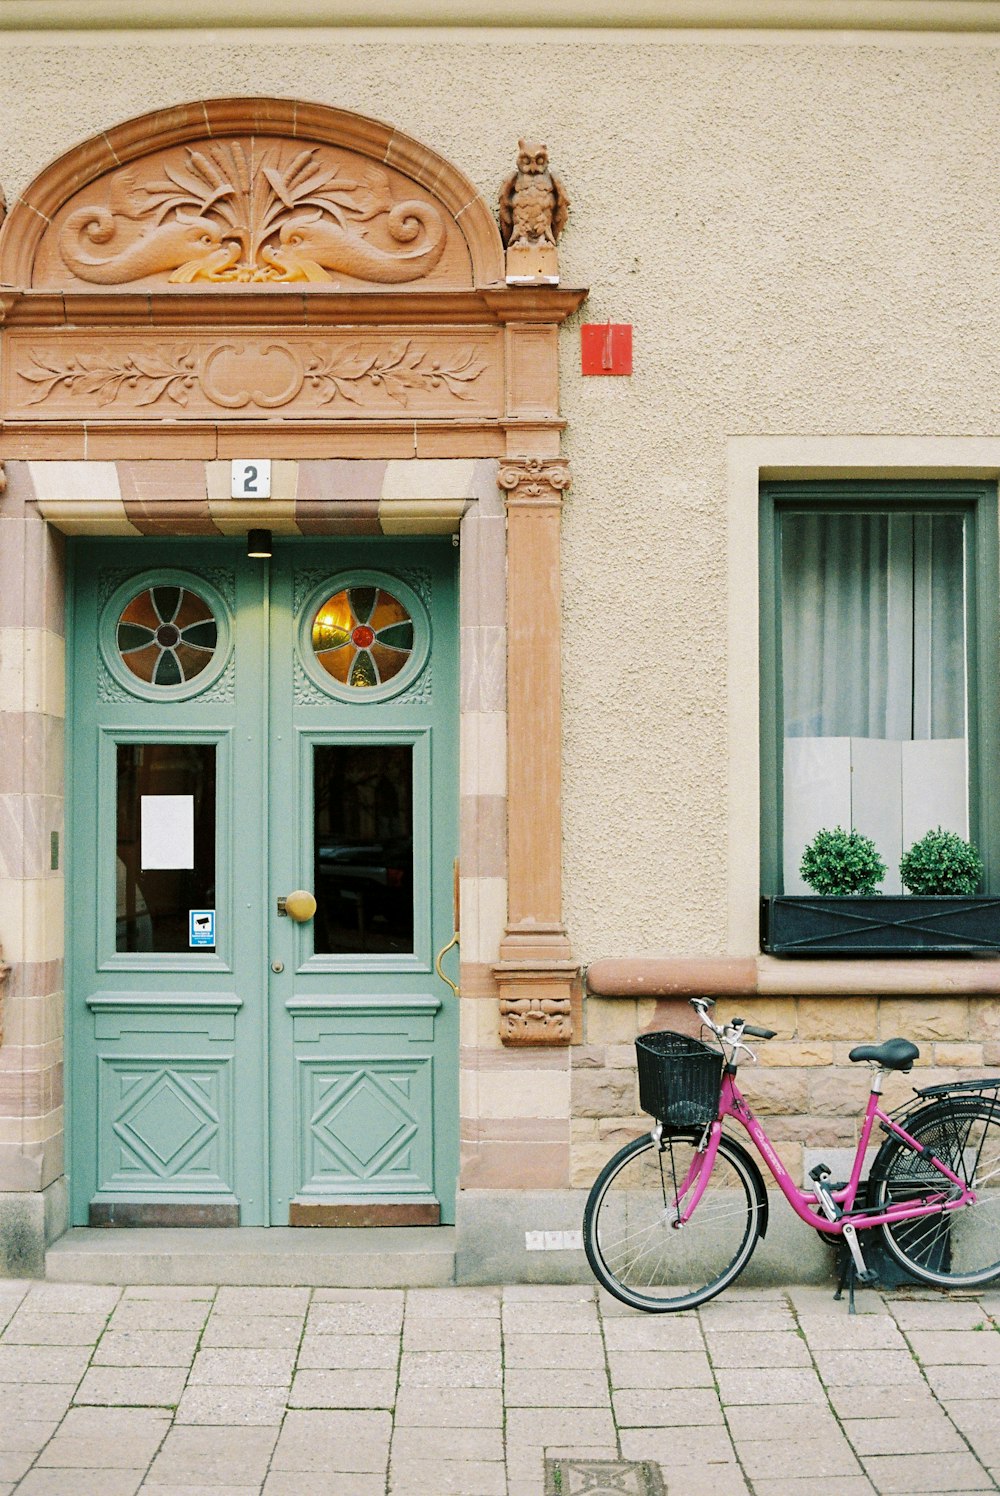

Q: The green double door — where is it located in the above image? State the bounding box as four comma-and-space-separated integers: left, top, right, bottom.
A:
69, 537, 459, 1227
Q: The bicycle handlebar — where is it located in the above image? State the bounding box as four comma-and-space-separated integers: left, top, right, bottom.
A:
687, 997, 776, 1062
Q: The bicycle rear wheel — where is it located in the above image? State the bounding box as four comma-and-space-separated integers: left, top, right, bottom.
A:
868, 1096, 1000, 1288
583, 1129, 766, 1312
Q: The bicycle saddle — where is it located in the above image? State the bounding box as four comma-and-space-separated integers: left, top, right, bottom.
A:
848, 1038, 919, 1071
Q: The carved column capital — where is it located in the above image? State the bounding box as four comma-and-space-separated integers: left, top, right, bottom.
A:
498, 457, 571, 504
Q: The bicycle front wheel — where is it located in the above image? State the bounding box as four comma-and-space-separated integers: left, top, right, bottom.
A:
583, 1129, 766, 1312
868, 1096, 1000, 1289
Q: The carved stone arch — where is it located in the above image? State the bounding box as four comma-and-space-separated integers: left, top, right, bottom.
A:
0, 96, 504, 290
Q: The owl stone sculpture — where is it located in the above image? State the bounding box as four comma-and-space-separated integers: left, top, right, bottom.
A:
499, 140, 569, 249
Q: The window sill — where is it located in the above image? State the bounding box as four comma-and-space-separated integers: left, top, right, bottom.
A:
585, 953, 1000, 999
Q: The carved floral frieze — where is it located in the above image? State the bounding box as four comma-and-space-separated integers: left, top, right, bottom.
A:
5, 332, 498, 419
32, 138, 472, 291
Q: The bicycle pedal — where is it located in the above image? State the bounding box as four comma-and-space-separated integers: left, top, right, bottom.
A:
808, 1163, 831, 1182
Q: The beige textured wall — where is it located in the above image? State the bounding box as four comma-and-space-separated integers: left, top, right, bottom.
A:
4, 29, 1000, 967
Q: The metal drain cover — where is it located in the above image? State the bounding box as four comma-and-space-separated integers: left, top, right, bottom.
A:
545, 1458, 666, 1495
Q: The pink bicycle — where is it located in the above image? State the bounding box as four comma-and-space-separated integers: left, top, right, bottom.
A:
583, 997, 1000, 1312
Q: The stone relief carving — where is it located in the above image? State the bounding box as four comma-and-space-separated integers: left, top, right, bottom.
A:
47, 141, 455, 288
499, 992, 574, 1046
497, 456, 571, 502
16, 337, 489, 415
498, 139, 569, 285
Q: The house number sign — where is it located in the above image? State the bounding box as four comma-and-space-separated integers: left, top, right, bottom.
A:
231, 460, 272, 498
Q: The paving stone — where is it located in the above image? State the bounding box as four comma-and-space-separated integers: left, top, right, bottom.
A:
604, 1350, 714, 1388
200, 1316, 303, 1350
505, 1407, 617, 1448
0, 1419, 60, 1454
74, 1365, 189, 1406
0, 1449, 37, 1481
0, 1343, 93, 1382
503, 1331, 607, 1369
143, 1424, 279, 1484
618, 1425, 738, 1466
842, 1412, 968, 1456
906, 1328, 1000, 1364
697, 1299, 797, 1331
504, 1368, 611, 1407
749, 1481, 876, 1496
725, 1403, 845, 1441
108, 1303, 212, 1334
407, 1287, 501, 1316
296, 1332, 398, 1369
824, 1384, 941, 1421
860, 1452, 995, 1492
703, 1329, 812, 1367
15, 1471, 145, 1495
613, 1387, 725, 1427
288, 1369, 397, 1408
713, 1367, 828, 1405
2, 1312, 112, 1345
500, 1302, 600, 1334
789, 1315, 908, 1350
188, 1349, 295, 1387
36, 1407, 170, 1468
20, 1285, 123, 1315
393, 1387, 503, 1427
398, 1350, 500, 1388
920, 1363, 1000, 1399
401, 1315, 500, 1351
736, 1436, 866, 1479
270, 1408, 392, 1473
887, 1299, 991, 1331
0, 1383, 77, 1422
647, 1466, 752, 1496
387, 1457, 507, 1494
304, 1300, 403, 1336
389, 1425, 504, 1461
211, 1289, 310, 1317
173, 1385, 289, 1426
138, 1485, 260, 1495
940, 1402, 1000, 1463
262, 1475, 386, 1496
504, 1285, 594, 1302
122, 1287, 215, 1301
93, 1330, 202, 1367
808, 1348, 924, 1385
601, 1317, 705, 1352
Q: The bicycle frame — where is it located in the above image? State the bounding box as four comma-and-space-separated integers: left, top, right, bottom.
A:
671, 1068, 975, 1237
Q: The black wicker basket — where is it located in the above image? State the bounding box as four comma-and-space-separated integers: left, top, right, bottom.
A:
635, 1030, 724, 1127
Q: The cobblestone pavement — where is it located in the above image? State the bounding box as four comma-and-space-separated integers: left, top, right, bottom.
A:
1, 1278, 999, 1495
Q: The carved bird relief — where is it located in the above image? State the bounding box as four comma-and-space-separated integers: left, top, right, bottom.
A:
498, 139, 569, 250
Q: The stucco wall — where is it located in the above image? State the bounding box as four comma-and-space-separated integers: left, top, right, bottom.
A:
3, 29, 1000, 966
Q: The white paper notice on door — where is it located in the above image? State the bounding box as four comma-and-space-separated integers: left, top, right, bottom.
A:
141, 795, 194, 870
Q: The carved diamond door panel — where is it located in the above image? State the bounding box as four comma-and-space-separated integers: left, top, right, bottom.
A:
68, 535, 458, 1228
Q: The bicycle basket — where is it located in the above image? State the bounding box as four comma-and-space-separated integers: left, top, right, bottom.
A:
635, 1030, 724, 1128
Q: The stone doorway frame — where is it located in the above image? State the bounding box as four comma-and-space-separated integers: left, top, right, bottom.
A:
0, 96, 586, 1261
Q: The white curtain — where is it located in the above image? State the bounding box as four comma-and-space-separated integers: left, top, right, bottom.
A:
780, 512, 968, 893
781, 513, 966, 742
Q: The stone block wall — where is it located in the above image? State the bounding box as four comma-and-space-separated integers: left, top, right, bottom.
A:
570, 994, 998, 1189
0, 463, 68, 1267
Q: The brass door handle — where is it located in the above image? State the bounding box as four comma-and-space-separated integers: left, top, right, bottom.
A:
277, 890, 317, 922
435, 932, 460, 998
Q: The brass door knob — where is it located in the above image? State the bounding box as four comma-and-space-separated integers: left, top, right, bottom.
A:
278, 890, 317, 922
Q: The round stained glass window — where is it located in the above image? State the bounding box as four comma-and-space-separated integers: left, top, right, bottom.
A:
117, 586, 219, 687
312, 585, 414, 689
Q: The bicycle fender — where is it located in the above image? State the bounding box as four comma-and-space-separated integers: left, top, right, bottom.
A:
720, 1132, 770, 1240
662, 1127, 770, 1240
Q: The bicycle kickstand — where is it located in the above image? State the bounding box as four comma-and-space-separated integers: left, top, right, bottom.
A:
833, 1224, 878, 1315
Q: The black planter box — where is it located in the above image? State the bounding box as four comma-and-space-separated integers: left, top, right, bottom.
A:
760, 895, 1000, 956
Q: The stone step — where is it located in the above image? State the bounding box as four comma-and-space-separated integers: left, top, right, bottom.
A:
45, 1226, 456, 1287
